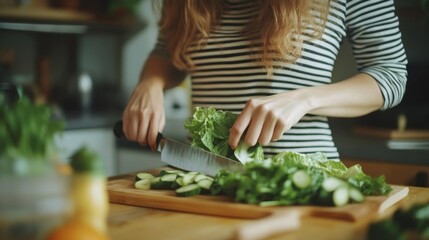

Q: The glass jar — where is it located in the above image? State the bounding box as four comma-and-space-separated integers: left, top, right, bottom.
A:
0, 172, 72, 240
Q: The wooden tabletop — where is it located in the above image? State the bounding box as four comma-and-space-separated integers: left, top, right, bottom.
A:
107, 184, 429, 240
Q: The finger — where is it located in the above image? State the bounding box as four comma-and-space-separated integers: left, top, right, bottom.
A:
258, 111, 278, 145
229, 101, 255, 149
122, 95, 138, 140
136, 112, 150, 146
159, 114, 165, 133
244, 105, 267, 146
148, 111, 164, 151
122, 110, 129, 139
123, 101, 141, 141
129, 113, 142, 141
272, 118, 286, 141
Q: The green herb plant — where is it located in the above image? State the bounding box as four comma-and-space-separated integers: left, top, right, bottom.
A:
0, 95, 64, 175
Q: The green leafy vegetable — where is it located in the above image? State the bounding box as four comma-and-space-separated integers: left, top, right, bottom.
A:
368, 203, 429, 240
210, 151, 391, 207
234, 142, 265, 163
184, 107, 264, 162
272, 151, 392, 196
0, 95, 64, 175
70, 146, 104, 175
210, 157, 362, 206
343, 164, 392, 196
272, 151, 348, 177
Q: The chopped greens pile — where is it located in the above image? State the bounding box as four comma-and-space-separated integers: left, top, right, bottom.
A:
210, 159, 328, 206
182, 107, 392, 207
210, 152, 391, 206
272, 151, 391, 196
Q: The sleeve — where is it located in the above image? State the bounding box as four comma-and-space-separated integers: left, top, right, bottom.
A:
345, 0, 408, 110
151, 31, 171, 59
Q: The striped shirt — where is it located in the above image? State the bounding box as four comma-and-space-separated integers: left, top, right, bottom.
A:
153, 0, 407, 160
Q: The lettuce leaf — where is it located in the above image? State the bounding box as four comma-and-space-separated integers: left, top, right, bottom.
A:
272, 151, 348, 177
184, 107, 264, 161
343, 164, 392, 195
234, 142, 265, 164
184, 107, 236, 158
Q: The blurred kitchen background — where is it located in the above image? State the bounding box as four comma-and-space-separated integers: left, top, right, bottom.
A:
0, 0, 428, 186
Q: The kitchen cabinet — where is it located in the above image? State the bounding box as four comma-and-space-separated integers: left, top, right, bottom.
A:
0, 6, 143, 108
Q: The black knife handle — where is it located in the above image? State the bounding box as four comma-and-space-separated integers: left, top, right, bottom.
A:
113, 120, 126, 139
113, 120, 163, 147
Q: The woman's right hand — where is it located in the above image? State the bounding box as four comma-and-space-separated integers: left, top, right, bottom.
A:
122, 80, 165, 151
122, 54, 187, 151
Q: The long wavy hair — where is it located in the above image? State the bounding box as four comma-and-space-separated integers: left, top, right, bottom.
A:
157, 0, 331, 73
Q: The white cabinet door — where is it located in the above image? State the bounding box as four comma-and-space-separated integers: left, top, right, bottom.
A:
55, 128, 116, 176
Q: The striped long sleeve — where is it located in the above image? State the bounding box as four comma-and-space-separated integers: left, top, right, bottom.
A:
346, 0, 408, 110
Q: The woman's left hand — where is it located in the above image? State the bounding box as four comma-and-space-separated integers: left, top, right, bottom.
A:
228, 73, 385, 149
228, 90, 311, 149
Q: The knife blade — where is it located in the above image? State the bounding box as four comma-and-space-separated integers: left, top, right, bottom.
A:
113, 121, 243, 176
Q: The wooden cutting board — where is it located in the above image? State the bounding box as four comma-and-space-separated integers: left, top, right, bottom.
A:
108, 169, 409, 220
108, 169, 409, 240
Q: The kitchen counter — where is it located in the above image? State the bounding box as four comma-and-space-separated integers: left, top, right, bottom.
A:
106, 173, 429, 240
330, 118, 429, 165
331, 118, 429, 187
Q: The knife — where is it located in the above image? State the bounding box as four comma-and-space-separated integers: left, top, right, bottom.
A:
113, 121, 243, 176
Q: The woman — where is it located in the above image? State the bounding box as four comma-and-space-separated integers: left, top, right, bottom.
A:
122, 0, 407, 160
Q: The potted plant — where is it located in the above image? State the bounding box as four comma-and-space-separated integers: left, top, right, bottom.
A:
0, 94, 64, 175
0, 93, 70, 240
